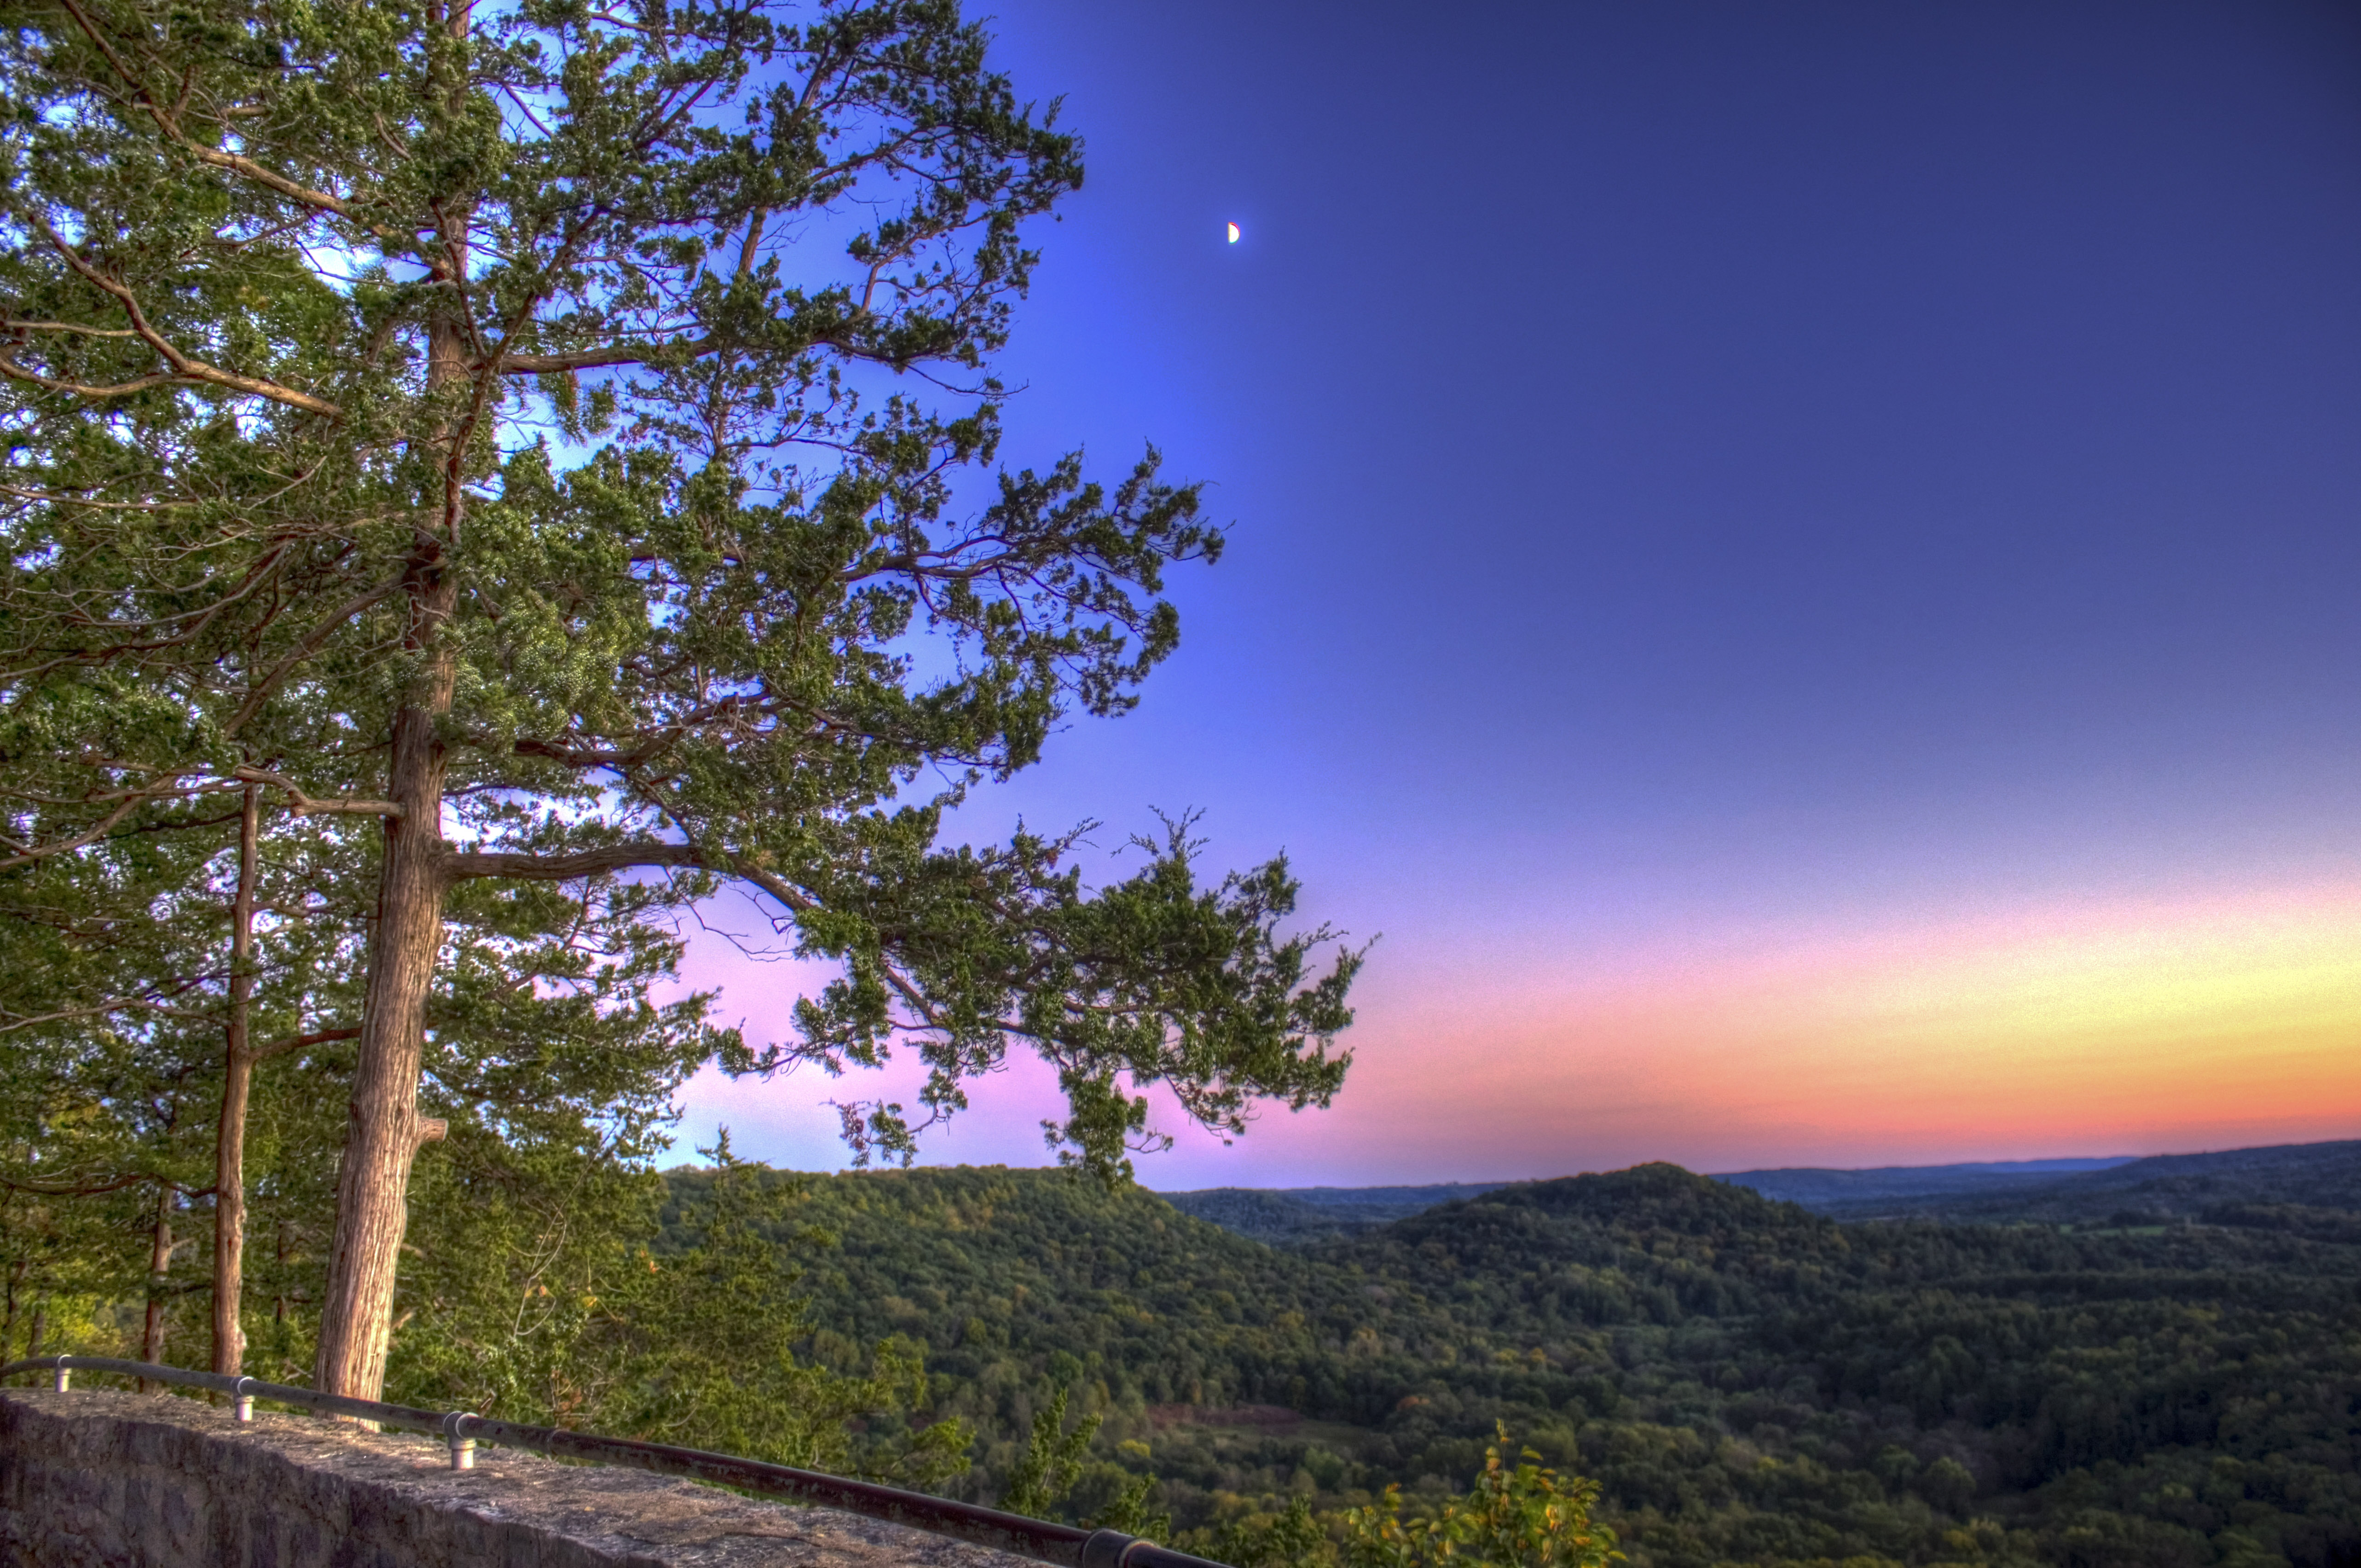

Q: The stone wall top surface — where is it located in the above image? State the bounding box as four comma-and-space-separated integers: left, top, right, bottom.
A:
0, 1385, 1033, 1568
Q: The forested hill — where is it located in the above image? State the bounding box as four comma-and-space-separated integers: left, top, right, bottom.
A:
661, 1161, 2361, 1568
1159, 1182, 1510, 1244
1161, 1138, 2361, 1243
1714, 1157, 2137, 1213
1721, 1138, 2361, 1224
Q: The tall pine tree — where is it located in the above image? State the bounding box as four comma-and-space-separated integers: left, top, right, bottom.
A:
1, 0, 1361, 1400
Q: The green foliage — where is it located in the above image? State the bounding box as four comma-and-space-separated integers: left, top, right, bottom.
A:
714, 1161, 2361, 1568
1337, 1431, 1619, 1568
392, 1135, 968, 1483
999, 1382, 1097, 1517
6, 1125, 969, 1485
1204, 1494, 1337, 1568
1088, 1465, 1173, 1542
1437, 1428, 1620, 1568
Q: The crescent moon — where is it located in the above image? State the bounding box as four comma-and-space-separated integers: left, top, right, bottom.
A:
1226, 222, 1240, 244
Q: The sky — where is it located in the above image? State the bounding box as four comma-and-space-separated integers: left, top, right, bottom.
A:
673, 0, 2361, 1186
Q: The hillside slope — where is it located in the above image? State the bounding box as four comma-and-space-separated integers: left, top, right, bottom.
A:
664, 1162, 2361, 1568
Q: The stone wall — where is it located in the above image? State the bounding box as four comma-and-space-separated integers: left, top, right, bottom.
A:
0, 1387, 1030, 1568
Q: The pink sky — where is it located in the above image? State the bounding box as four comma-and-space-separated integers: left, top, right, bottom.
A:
669, 875, 2361, 1186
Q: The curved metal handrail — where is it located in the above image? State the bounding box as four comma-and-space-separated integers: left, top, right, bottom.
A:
2, 1354, 1222, 1568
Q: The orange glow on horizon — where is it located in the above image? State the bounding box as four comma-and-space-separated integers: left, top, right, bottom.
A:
1328, 881, 2361, 1174
671, 879, 2361, 1183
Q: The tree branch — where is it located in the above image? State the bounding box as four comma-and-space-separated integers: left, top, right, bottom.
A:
1, 318, 143, 340
0, 354, 178, 400
0, 991, 211, 1036
724, 858, 817, 915
30, 215, 342, 418
490, 336, 718, 375
245, 1024, 361, 1065
0, 791, 147, 873
440, 841, 824, 926
0, 1169, 209, 1198
230, 765, 403, 819
50, 0, 402, 249
225, 574, 404, 736
444, 841, 709, 881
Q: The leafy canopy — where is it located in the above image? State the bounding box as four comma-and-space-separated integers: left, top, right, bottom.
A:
0, 0, 1362, 1177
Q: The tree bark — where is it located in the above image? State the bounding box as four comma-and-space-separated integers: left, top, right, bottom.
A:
2, 1256, 22, 1357
312, 209, 472, 1396
212, 784, 260, 1376
312, 262, 473, 1395
140, 1186, 173, 1384
313, 684, 453, 1398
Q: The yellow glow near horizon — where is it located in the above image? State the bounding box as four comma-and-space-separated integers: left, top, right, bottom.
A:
1330, 882, 2361, 1172
669, 879, 2361, 1181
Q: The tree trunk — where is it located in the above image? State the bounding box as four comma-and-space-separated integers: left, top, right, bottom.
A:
140, 1187, 173, 1384
313, 689, 452, 1399
313, 244, 470, 1401
2, 1256, 23, 1356
212, 784, 260, 1376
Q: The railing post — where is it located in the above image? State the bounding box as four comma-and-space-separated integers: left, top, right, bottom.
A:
443, 1410, 478, 1470
234, 1376, 257, 1423
52, 1359, 69, 1394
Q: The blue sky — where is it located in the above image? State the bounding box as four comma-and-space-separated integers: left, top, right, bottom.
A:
675, 0, 2361, 1185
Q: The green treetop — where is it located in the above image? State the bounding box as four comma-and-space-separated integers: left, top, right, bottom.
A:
0, 0, 1361, 1400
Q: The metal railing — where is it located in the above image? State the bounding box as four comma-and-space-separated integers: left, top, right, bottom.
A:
2, 1354, 1227, 1568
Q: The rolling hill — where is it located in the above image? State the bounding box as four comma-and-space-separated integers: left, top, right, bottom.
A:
665, 1148, 2361, 1568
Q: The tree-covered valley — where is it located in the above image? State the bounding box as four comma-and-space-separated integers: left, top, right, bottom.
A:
657, 1156, 2361, 1568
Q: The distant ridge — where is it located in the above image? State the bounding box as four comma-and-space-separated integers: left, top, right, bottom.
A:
1713, 1156, 2138, 1209
1159, 1138, 2361, 1242
1718, 1139, 2361, 1222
